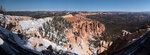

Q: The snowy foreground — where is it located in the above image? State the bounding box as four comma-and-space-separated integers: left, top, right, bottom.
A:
0, 26, 70, 55
0, 26, 41, 54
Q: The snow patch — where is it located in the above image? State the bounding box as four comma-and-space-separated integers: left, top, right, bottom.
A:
42, 38, 68, 52
0, 38, 4, 45
25, 37, 68, 52
19, 17, 53, 30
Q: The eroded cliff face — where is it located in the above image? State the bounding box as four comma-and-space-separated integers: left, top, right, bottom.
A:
63, 13, 149, 55
0, 13, 110, 55
0, 15, 26, 34
33, 13, 106, 55
62, 14, 105, 55
0, 12, 150, 55
0, 15, 32, 34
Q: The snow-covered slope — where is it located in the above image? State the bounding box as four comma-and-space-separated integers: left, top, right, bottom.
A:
19, 17, 53, 35
18, 17, 69, 53
0, 24, 68, 55
19, 17, 52, 30
0, 26, 42, 55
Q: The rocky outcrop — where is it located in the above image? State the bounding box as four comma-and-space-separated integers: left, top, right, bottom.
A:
0, 15, 23, 34
0, 15, 53, 53
97, 40, 113, 54
63, 14, 105, 55
0, 15, 32, 34
18, 17, 52, 49
100, 29, 147, 54
0, 26, 40, 55
122, 30, 132, 36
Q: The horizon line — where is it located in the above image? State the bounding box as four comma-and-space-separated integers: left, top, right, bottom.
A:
5, 10, 150, 12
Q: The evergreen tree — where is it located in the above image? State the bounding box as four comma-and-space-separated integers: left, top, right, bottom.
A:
0, 5, 4, 14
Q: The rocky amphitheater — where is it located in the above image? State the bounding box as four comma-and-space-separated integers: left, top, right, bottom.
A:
0, 13, 148, 55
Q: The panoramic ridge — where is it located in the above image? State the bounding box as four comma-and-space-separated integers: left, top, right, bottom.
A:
0, 0, 150, 55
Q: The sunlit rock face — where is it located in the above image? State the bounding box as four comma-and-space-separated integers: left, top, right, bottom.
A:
97, 40, 113, 54
62, 14, 105, 55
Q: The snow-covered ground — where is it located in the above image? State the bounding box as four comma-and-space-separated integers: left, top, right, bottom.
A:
25, 37, 68, 52
18, 17, 69, 53
0, 26, 42, 54
19, 17, 53, 30
42, 38, 68, 52
0, 15, 80, 55
0, 16, 55, 54
19, 17, 53, 34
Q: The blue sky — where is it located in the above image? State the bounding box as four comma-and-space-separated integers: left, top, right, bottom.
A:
0, 0, 150, 12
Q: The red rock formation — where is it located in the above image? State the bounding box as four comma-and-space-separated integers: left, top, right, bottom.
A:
64, 44, 70, 48
64, 16, 78, 22
63, 13, 105, 55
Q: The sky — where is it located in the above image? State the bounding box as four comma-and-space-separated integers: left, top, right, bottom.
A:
0, 0, 150, 12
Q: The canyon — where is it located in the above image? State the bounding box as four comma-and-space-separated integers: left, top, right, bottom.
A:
0, 12, 149, 55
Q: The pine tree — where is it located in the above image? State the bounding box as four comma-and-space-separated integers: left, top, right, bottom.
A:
0, 5, 2, 10
0, 5, 4, 14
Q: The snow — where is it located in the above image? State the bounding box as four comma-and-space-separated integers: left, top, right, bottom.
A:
19, 17, 53, 36
0, 26, 24, 46
19, 17, 53, 30
25, 37, 68, 53
24, 41, 34, 50
18, 17, 63, 52
42, 38, 68, 52
0, 38, 20, 55
70, 49, 81, 55
0, 16, 72, 54
0, 38, 4, 45
0, 26, 42, 54
26, 37, 47, 52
